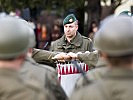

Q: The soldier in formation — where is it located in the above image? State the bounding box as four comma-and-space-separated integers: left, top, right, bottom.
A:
70, 15, 133, 100
0, 16, 54, 100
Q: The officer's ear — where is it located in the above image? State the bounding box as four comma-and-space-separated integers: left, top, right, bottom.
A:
76, 24, 78, 30
75, 21, 78, 30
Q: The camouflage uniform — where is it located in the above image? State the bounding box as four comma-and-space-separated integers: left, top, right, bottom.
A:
75, 57, 107, 89
50, 32, 93, 53
32, 14, 98, 67
50, 14, 94, 54
32, 48, 98, 67
20, 15, 67, 100
0, 16, 54, 100
70, 16, 133, 100
32, 48, 57, 67
0, 68, 55, 100
21, 56, 67, 100
70, 68, 133, 100
77, 50, 99, 67
32, 14, 98, 97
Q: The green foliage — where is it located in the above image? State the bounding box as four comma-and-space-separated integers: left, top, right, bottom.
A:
0, 0, 84, 15
0, 0, 43, 12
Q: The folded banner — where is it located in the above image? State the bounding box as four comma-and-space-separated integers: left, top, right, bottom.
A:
56, 61, 89, 97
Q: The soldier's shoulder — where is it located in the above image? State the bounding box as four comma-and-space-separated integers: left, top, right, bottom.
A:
39, 64, 56, 73
51, 38, 61, 45
23, 58, 48, 73
25, 80, 55, 100
53, 37, 62, 43
82, 36, 92, 42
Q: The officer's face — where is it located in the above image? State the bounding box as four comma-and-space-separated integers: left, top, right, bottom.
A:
64, 22, 78, 39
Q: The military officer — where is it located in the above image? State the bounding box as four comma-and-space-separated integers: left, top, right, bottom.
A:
0, 16, 54, 100
49, 14, 99, 97
32, 14, 98, 97
50, 14, 94, 53
70, 16, 133, 100
32, 14, 98, 67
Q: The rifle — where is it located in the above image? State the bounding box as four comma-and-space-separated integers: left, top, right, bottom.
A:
71, 60, 91, 84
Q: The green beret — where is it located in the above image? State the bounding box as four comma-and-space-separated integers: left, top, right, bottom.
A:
63, 14, 77, 25
119, 11, 132, 17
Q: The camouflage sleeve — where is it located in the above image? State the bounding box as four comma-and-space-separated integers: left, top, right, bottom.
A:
77, 50, 99, 67
32, 48, 57, 66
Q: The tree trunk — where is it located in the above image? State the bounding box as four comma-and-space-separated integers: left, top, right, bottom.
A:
76, 7, 85, 36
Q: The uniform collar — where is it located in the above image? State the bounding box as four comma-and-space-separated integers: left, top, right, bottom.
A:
58, 32, 82, 47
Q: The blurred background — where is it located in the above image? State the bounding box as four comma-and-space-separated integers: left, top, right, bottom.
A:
0, 0, 132, 49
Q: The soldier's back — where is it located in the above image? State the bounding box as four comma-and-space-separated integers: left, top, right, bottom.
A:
0, 68, 54, 100
70, 68, 133, 100
21, 56, 67, 100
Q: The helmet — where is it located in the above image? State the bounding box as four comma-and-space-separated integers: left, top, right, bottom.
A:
94, 16, 133, 56
28, 27, 36, 48
19, 18, 36, 48
0, 16, 31, 59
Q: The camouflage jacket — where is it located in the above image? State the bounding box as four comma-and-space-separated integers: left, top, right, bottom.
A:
20, 56, 67, 100
70, 68, 133, 100
32, 49, 56, 67
0, 68, 52, 100
75, 57, 107, 89
50, 32, 93, 53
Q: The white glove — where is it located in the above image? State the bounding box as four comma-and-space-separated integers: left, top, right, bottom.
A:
67, 52, 78, 60
53, 52, 70, 62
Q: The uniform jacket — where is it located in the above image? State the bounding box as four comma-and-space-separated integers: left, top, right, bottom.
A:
70, 67, 133, 100
0, 68, 50, 100
50, 32, 93, 53
75, 57, 107, 89
77, 50, 99, 67
32, 32, 98, 67
20, 56, 67, 100
32, 49, 56, 66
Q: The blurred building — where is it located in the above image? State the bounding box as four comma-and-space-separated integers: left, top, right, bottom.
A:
115, 0, 133, 15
